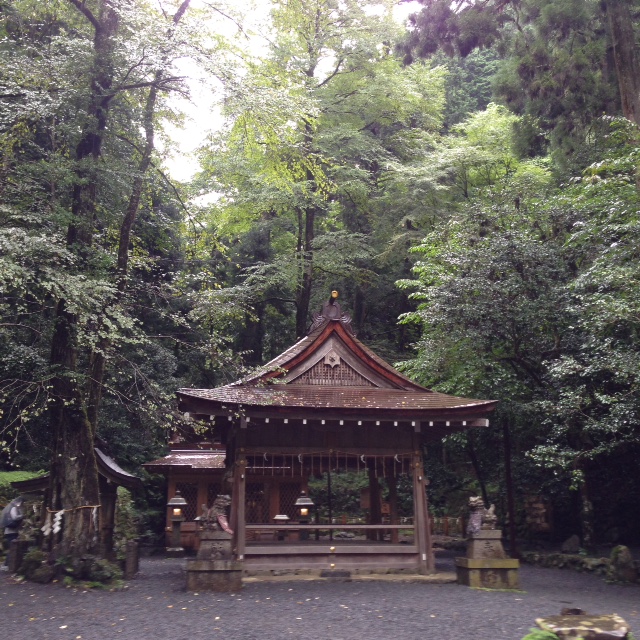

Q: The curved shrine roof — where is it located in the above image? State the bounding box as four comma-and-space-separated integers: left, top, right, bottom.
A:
178, 316, 496, 420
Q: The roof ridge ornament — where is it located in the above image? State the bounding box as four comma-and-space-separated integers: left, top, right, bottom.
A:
308, 290, 355, 335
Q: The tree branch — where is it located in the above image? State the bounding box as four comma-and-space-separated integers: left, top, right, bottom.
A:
111, 76, 186, 94
316, 57, 345, 88
114, 134, 191, 215
173, 0, 192, 24
0, 323, 41, 334
201, 1, 249, 37
66, 0, 101, 31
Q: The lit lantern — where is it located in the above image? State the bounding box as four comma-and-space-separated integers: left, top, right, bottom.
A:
295, 490, 315, 524
166, 490, 187, 556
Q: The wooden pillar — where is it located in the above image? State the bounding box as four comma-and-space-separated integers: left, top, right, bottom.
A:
235, 418, 247, 560
229, 466, 240, 546
387, 466, 399, 544
412, 429, 435, 573
268, 479, 279, 520
367, 466, 382, 541
235, 454, 247, 560
98, 477, 118, 560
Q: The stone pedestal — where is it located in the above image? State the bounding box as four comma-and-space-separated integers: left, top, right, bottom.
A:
196, 530, 233, 561
455, 557, 520, 589
186, 559, 243, 592
465, 529, 506, 559
456, 529, 520, 589
124, 540, 139, 579
186, 530, 243, 592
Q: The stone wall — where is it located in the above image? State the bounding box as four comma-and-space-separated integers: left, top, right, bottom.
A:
520, 549, 640, 583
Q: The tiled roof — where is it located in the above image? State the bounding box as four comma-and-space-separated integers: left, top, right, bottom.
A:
143, 450, 226, 471
178, 385, 494, 413
177, 319, 496, 417
11, 448, 142, 492
95, 448, 142, 489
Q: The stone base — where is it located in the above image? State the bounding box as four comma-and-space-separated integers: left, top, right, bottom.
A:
455, 557, 520, 589
124, 540, 139, 579
166, 546, 185, 558
536, 613, 630, 639
319, 569, 351, 581
186, 560, 243, 592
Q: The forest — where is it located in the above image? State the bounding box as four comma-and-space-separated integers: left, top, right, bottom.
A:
1, 0, 640, 556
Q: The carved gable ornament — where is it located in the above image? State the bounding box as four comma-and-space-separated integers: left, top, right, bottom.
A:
324, 349, 341, 368
308, 290, 355, 335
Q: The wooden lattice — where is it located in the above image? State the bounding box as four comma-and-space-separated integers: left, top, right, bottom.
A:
279, 482, 302, 519
175, 482, 198, 521
207, 483, 221, 507
291, 360, 375, 386
245, 483, 268, 523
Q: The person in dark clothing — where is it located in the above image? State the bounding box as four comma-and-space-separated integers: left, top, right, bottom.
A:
1, 496, 25, 569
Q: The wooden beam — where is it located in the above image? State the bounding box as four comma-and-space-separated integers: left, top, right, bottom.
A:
244, 446, 414, 455
410, 434, 435, 574
244, 545, 418, 555
245, 524, 413, 530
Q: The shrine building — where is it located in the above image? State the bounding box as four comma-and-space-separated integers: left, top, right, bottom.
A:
145, 294, 496, 574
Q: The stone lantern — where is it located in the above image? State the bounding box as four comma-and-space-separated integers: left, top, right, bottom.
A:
166, 490, 187, 557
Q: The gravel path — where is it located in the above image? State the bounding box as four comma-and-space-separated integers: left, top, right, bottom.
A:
1, 553, 638, 640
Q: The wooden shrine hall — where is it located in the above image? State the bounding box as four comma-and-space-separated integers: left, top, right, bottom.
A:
149, 294, 497, 574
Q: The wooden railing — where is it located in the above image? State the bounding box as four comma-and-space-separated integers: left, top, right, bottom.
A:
430, 516, 464, 536
245, 524, 413, 530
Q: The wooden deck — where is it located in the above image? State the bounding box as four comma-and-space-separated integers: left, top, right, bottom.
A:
242, 532, 421, 571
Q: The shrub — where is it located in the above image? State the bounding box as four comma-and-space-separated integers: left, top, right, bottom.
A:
521, 629, 559, 640
20, 548, 50, 582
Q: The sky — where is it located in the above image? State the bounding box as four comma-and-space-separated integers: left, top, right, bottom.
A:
163, 1, 421, 182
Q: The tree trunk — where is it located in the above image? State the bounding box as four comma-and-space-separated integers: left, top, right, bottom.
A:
47, 0, 119, 557
295, 203, 315, 337
86, 1, 191, 432
295, 111, 318, 337
605, 0, 640, 126
575, 456, 595, 550
49, 301, 101, 556
502, 419, 519, 559
466, 431, 490, 507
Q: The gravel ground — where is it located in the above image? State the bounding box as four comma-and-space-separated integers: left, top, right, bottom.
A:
1, 553, 638, 640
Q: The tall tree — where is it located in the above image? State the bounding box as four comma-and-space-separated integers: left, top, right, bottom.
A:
401, 0, 636, 164
197, 0, 446, 354
0, 0, 239, 557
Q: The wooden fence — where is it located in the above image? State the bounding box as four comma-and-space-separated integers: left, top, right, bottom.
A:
430, 516, 464, 537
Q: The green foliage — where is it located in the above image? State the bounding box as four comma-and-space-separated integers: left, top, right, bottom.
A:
2, 0, 640, 558
19, 548, 50, 582
0, 471, 43, 505
521, 630, 560, 640
402, 0, 622, 167
308, 472, 369, 520
196, 0, 448, 344
113, 487, 139, 559
399, 112, 640, 542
